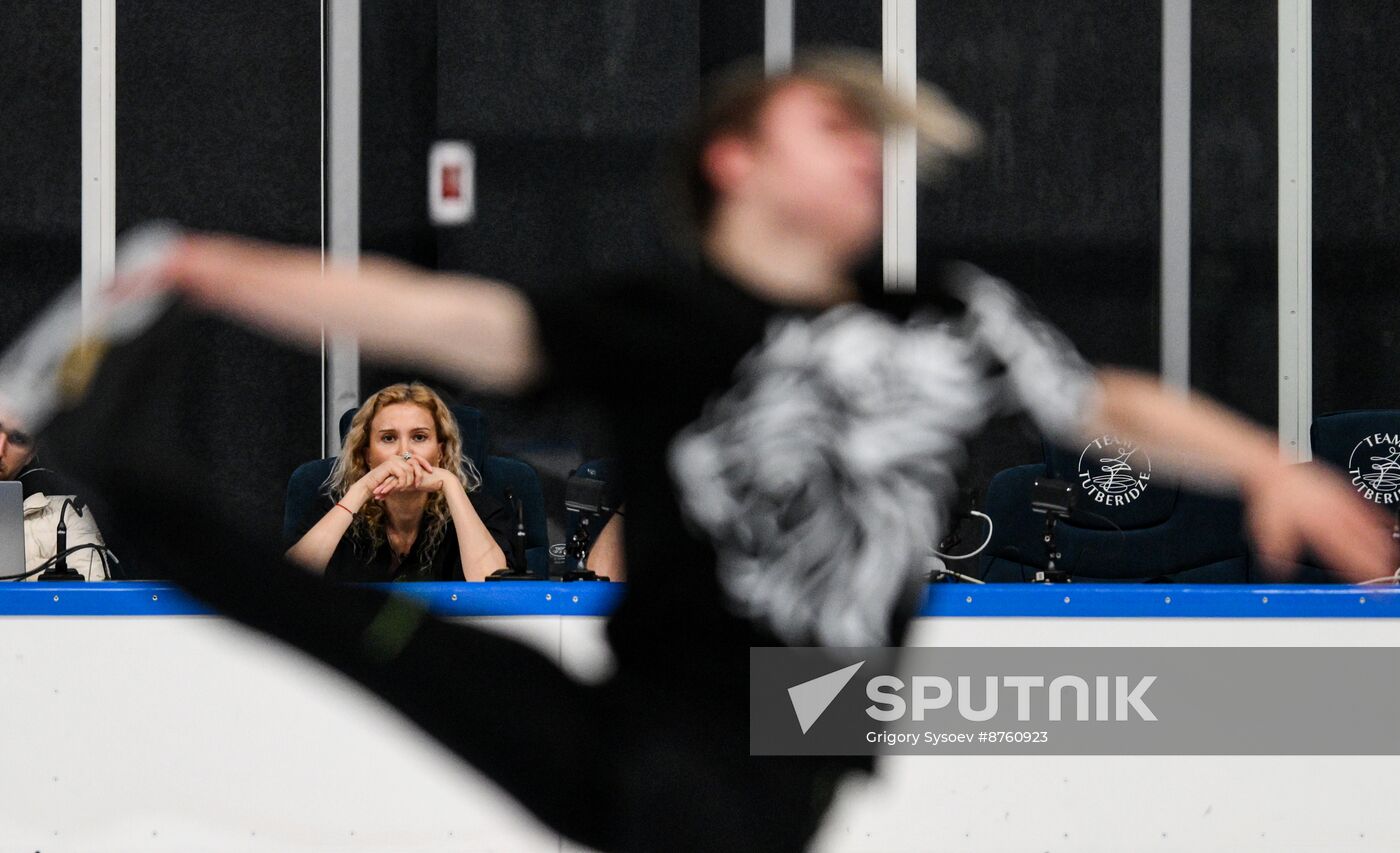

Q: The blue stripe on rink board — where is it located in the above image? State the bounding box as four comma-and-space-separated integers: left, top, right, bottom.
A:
920, 584, 1400, 618
0, 582, 628, 617
0, 582, 1398, 618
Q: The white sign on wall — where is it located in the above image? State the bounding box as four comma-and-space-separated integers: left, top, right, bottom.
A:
428, 140, 475, 226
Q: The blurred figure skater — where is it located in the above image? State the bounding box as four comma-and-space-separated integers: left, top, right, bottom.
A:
17, 51, 1396, 852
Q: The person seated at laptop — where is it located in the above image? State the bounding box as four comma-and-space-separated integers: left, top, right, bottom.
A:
286, 383, 515, 581
0, 422, 109, 580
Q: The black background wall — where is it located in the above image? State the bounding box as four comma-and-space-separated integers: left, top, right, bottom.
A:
915, 2, 1162, 492
113, 0, 324, 543
1314, 0, 1400, 413
1, 1, 81, 346
2, 0, 325, 547
2, 0, 1396, 561
1191, 0, 1278, 430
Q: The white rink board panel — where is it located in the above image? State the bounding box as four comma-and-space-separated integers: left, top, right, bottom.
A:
2, 583, 1399, 852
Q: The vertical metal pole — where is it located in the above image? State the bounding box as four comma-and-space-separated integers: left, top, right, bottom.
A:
1160, 0, 1192, 392
882, 0, 917, 292
81, 0, 116, 330
1278, 0, 1312, 461
326, 0, 361, 454
764, 0, 793, 75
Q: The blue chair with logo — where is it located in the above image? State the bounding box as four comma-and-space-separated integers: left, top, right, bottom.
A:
977, 436, 1253, 583
1289, 410, 1400, 581
1310, 410, 1400, 490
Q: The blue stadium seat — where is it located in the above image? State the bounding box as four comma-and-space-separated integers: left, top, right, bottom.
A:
481, 455, 550, 574
282, 456, 338, 547
1310, 409, 1400, 475
977, 437, 1252, 583
1290, 410, 1400, 582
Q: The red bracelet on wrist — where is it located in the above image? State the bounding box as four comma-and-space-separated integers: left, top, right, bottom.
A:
334, 502, 355, 518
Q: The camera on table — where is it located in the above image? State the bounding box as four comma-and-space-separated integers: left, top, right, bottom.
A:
559, 460, 621, 582
1029, 477, 1075, 583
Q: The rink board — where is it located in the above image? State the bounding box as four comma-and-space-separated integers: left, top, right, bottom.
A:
1, 582, 1398, 853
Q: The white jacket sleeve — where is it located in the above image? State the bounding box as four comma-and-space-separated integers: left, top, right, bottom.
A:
22, 493, 108, 580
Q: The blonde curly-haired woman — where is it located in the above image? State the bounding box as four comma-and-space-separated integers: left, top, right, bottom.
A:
287, 383, 512, 581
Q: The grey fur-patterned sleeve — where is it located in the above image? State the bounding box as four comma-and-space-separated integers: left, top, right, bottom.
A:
668, 305, 1000, 648
946, 263, 1104, 446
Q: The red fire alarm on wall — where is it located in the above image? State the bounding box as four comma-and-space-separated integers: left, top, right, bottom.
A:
429, 141, 474, 225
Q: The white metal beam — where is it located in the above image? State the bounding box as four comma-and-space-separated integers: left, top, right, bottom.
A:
325, 0, 361, 454
81, 0, 116, 330
764, 0, 793, 75
1277, 0, 1312, 461
1160, 0, 1192, 391
882, 0, 917, 293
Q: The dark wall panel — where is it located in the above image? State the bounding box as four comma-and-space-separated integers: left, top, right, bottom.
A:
114, 0, 323, 542
916, 1, 1162, 496
437, 0, 699, 139
701, 0, 761, 74
919, 2, 1161, 249
796, 1, 880, 49
0, 0, 81, 345
1313, 0, 1400, 414
362, 0, 439, 267
919, 0, 1161, 374
367, 1, 706, 531
434, 0, 700, 285
116, 1, 322, 239
1190, 0, 1277, 429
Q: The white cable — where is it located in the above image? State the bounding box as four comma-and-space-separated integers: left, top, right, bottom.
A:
929, 565, 986, 585
1358, 569, 1400, 586
932, 510, 994, 560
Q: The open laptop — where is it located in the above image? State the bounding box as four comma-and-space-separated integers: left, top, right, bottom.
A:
0, 481, 25, 578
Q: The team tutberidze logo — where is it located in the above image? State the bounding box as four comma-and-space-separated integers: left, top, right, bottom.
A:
1078, 435, 1151, 507
1349, 433, 1400, 505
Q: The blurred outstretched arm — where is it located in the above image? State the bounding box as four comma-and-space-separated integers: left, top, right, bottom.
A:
163, 233, 546, 394
1082, 367, 1399, 581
